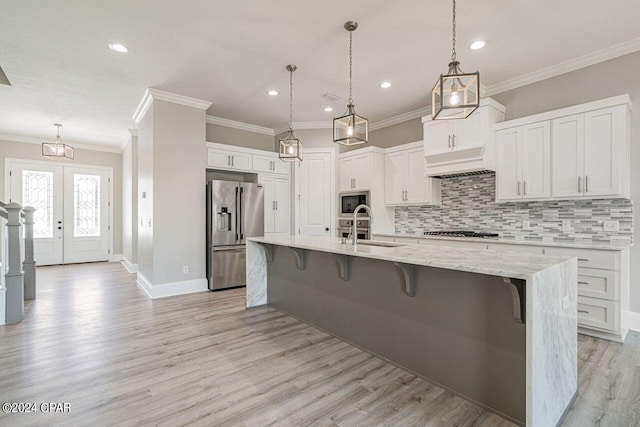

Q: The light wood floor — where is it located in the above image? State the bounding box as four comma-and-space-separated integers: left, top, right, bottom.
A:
0, 263, 638, 426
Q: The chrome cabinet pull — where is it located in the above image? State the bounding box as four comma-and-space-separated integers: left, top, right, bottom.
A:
585, 175, 589, 192
275, 201, 278, 210
405, 190, 408, 201
517, 181, 521, 195
452, 134, 456, 148
578, 281, 589, 285
228, 155, 231, 166
523, 180, 527, 196
577, 309, 589, 314
578, 176, 582, 192
578, 258, 589, 262
448, 135, 452, 149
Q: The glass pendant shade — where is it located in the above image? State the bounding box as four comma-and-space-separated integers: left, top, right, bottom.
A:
432, 61, 479, 120
279, 130, 303, 162
42, 125, 74, 159
333, 104, 368, 146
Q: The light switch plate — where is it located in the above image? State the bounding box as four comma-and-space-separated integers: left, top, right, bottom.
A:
603, 220, 619, 232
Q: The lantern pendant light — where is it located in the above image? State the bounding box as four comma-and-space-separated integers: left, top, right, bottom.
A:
42, 124, 74, 160
279, 64, 303, 162
431, 0, 480, 120
333, 21, 368, 146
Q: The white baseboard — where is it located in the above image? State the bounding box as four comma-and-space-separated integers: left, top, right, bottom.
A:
136, 272, 208, 299
627, 311, 640, 332
120, 256, 138, 273
109, 253, 123, 263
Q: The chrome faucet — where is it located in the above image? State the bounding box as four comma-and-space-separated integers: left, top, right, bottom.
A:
352, 204, 373, 248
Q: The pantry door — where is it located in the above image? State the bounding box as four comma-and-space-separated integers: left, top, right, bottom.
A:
8, 161, 64, 265
6, 159, 112, 265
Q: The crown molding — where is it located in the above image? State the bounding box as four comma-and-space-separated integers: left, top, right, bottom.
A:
484, 37, 640, 96
0, 133, 123, 153
274, 121, 333, 135
206, 115, 275, 136
133, 88, 212, 123
128, 128, 138, 137
369, 106, 431, 131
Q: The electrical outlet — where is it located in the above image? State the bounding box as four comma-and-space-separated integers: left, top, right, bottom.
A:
522, 220, 530, 230
562, 220, 572, 232
183, 265, 189, 274
603, 220, 619, 232
563, 295, 570, 310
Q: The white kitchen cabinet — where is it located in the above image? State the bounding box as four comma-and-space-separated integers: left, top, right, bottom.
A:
551, 114, 584, 198
496, 122, 551, 202
253, 154, 290, 175
422, 98, 506, 177
207, 147, 252, 171
259, 174, 290, 234
338, 150, 379, 191
384, 142, 441, 206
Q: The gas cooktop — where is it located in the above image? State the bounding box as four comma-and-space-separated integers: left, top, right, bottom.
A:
423, 231, 499, 238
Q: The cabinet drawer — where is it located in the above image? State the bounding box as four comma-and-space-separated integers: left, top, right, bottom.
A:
544, 247, 617, 270
577, 296, 618, 332
577, 268, 617, 300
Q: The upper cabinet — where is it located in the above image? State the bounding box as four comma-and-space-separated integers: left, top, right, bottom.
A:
384, 142, 441, 206
496, 122, 551, 201
206, 142, 291, 176
422, 98, 506, 177
338, 149, 384, 192
207, 147, 252, 171
495, 95, 631, 202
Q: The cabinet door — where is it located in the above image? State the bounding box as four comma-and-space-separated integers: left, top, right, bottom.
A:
338, 157, 354, 191
384, 151, 406, 205
273, 178, 290, 233
259, 175, 275, 233
207, 148, 232, 168
495, 127, 521, 201
253, 155, 273, 173
229, 152, 252, 170
272, 159, 291, 175
451, 109, 483, 150
521, 122, 551, 200
424, 120, 451, 155
584, 107, 623, 197
352, 153, 370, 190
552, 114, 584, 198
405, 147, 429, 204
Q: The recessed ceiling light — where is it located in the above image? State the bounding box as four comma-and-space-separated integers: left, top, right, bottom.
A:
108, 43, 128, 53
469, 41, 486, 50
324, 106, 334, 112
267, 90, 279, 96
379, 81, 392, 89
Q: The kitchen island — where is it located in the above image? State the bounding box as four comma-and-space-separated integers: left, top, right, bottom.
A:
246, 235, 577, 427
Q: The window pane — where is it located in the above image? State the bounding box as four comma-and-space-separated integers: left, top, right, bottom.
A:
74, 174, 101, 237
22, 170, 54, 238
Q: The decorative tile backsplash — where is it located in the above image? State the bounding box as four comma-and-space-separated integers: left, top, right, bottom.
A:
395, 173, 633, 245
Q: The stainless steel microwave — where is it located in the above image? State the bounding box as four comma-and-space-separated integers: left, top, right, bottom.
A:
340, 191, 370, 217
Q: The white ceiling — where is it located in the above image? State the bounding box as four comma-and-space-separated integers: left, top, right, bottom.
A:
1, 0, 639, 149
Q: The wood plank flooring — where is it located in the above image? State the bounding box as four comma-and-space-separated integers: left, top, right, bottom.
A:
0, 262, 638, 426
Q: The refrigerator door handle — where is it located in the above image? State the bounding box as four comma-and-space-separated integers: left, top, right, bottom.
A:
239, 186, 244, 241
235, 186, 240, 242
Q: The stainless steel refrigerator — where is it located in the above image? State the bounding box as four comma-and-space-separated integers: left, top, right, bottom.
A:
206, 180, 264, 290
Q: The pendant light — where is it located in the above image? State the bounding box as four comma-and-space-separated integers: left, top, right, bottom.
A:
431, 0, 480, 120
42, 124, 74, 160
279, 64, 303, 162
333, 21, 368, 146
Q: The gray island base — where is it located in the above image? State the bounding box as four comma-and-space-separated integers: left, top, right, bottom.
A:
246, 235, 577, 426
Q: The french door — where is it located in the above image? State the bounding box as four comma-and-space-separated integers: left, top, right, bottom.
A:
7, 160, 112, 266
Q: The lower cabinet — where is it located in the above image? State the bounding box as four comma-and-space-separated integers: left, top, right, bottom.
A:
259, 174, 290, 234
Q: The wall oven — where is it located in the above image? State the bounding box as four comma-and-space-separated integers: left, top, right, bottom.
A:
338, 219, 370, 240
339, 191, 370, 217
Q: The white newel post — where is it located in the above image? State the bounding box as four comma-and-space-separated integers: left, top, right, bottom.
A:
4, 203, 24, 324
22, 206, 36, 301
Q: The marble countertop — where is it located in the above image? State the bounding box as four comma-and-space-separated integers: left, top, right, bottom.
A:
249, 235, 573, 281
372, 232, 632, 251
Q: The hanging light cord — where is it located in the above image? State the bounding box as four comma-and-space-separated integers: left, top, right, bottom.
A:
289, 68, 293, 130
348, 29, 353, 105
451, 0, 457, 62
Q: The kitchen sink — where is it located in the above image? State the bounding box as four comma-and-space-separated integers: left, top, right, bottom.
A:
357, 240, 405, 248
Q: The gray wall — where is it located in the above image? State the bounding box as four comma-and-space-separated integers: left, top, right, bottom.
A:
207, 123, 275, 152
0, 138, 123, 255
121, 133, 138, 263
341, 118, 423, 153
275, 128, 335, 150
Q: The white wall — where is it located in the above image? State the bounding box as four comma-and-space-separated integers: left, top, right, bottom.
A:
0, 138, 123, 255
121, 133, 138, 264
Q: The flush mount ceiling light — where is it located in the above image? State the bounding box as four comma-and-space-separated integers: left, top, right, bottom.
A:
469, 40, 486, 50
108, 43, 128, 53
379, 81, 392, 89
333, 21, 368, 146
323, 106, 334, 112
431, 0, 480, 120
42, 124, 74, 160
267, 89, 279, 96
279, 65, 302, 162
